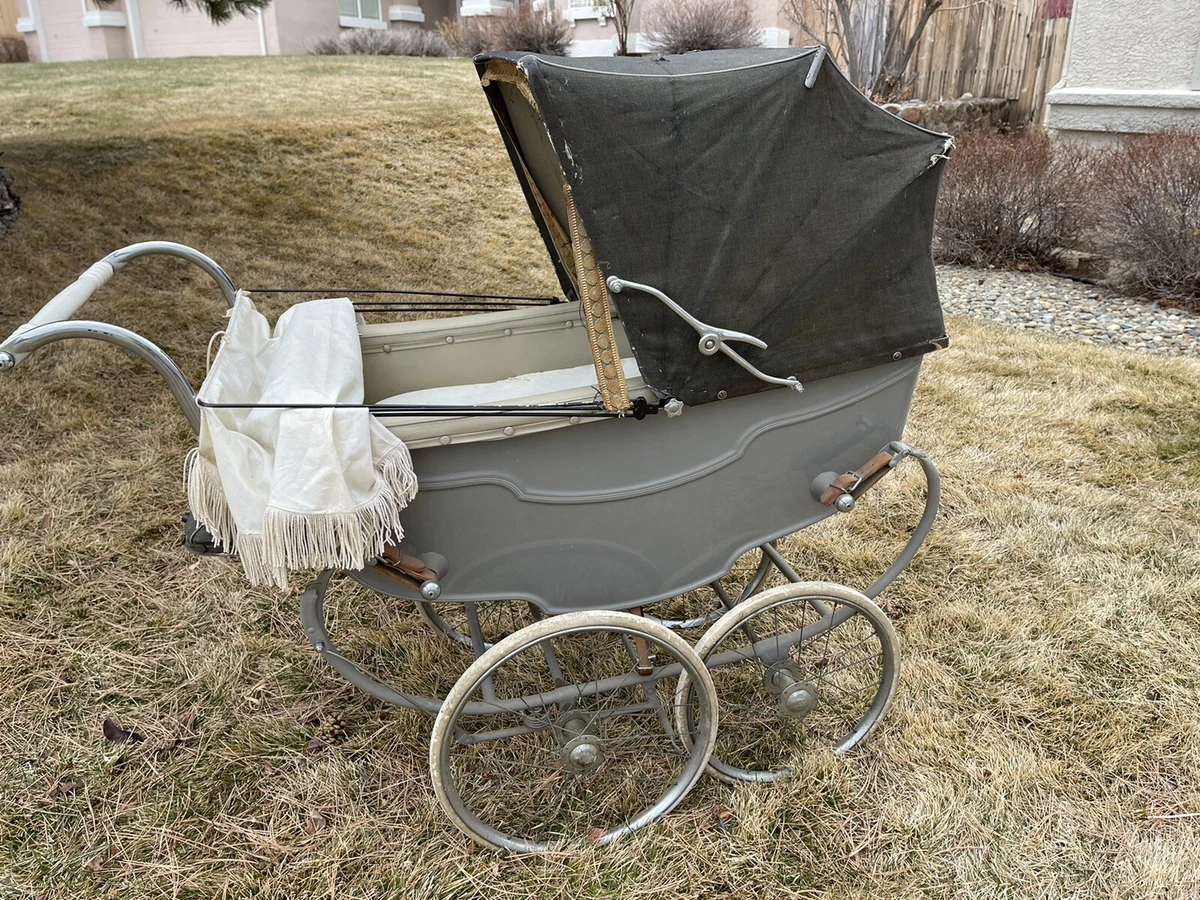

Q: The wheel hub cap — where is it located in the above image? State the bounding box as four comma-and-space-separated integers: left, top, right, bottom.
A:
762, 662, 819, 719
781, 686, 817, 718
562, 734, 606, 774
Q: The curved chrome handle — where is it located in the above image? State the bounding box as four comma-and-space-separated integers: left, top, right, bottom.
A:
1, 241, 237, 371
606, 275, 803, 394
1, 320, 200, 434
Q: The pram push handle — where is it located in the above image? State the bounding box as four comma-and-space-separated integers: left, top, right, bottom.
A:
2, 320, 201, 435
0, 242, 235, 434
0, 241, 236, 370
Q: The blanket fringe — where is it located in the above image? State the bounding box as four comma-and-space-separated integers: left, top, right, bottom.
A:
184, 448, 237, 553
185, 442, 418, 590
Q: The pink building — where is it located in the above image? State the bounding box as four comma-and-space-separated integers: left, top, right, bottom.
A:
15, 0, 790, 63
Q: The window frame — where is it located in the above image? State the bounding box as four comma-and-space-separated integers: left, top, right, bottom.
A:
339, 0, 386, 29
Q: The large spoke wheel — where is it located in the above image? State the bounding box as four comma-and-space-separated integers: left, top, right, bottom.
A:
429, 610, 719, 852
676, 582, 898, 784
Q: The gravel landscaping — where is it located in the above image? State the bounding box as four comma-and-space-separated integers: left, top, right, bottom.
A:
937, 264, 1200, 358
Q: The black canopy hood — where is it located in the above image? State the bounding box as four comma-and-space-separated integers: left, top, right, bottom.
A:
476, 48, 951, 407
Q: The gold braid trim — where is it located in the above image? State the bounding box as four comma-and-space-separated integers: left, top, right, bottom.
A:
564, 184, 631, 412
529, 181, 575, 278
480, 60, 538, 108
483, 61, 576, 278
482, 60, 628, 411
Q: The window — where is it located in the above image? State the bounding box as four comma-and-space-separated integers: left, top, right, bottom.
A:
339, 0, 381, 20
339, 0, 385, 28
565, 0, 609, 23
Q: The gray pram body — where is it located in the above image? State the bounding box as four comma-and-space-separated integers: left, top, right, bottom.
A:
359, 353, 922, 615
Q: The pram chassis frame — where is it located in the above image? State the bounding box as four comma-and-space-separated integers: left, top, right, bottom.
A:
298, 441, 938, 719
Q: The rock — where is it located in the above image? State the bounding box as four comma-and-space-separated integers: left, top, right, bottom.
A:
935, 264, 1200, 360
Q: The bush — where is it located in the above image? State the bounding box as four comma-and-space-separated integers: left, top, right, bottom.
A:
436, 17, 495, 57
439, 8, 570, 57
0, 36, 29, 64
934, 131, 1092, 270
1092, 131, 1200, 308
497, 6, 571, 55
645, 0, 762, 54
310, 28, 451, 57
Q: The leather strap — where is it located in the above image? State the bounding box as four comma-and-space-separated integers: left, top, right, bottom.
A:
820, 448, 898, 506
378, 545, 435, 582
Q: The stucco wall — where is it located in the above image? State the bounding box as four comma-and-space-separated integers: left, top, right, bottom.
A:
419, 0, 453, 27
1045, 0, 1200, 138
267, 0, 338, 55
137, 0, 261, 58
36, 0, 105, 62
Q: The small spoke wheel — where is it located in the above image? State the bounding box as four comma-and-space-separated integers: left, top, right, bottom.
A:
644, 546, 775, 639
413, 600, 531, 649
676, 582, 898, 784
429, 610, 719, 852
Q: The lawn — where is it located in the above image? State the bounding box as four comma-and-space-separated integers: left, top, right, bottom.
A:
1, 56, 1199, 899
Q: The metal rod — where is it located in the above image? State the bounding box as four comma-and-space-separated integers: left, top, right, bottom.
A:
196, 398, 629, 418
761, 542, 833, 619
353, 306, 547, 314
805, 46, 827, 89
606, 275, 803, 393
464, 602, 499, 705
248, 288, 559, 303
2, 321, 200, 435
863, 446, 941, 599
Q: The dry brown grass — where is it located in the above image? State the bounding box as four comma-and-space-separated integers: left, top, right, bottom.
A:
2, 56, 1200, 898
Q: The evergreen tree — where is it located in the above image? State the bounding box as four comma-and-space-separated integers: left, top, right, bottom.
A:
168, 0, 270, 24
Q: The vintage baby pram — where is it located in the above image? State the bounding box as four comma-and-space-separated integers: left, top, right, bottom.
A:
1, 47, 951, 852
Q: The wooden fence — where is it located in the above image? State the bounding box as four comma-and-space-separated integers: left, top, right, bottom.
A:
0, 0, 20, 37
793, 0, 1072, 127
903, 0, 1071, 126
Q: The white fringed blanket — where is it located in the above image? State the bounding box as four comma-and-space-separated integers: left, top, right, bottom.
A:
186, 292, 417, 588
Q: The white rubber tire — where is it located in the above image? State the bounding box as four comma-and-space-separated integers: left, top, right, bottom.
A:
675, 581, 899, 785
430, 609, 720, 852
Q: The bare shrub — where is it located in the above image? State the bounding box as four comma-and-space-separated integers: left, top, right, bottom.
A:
0, 36, 29, 64
934, 131, 1092, 270
645, 0, 762, 54
310, 28, 451, 57
496, 6, 571, 55
1092, 131, 1200, 309
436, 17, 496, 57
439, 7, 570, 57
782, 0, 945, 98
